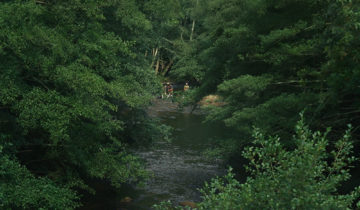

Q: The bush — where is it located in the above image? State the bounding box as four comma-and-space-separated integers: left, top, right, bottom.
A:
198, 114, 360, 209
0, 146, 80, 209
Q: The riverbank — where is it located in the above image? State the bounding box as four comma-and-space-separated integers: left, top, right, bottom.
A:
147, 98, 204, 117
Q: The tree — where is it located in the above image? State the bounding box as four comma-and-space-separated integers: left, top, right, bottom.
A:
170, 0, 360, 157
0, 0, 166, 208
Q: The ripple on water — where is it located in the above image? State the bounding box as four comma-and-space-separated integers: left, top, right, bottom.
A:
128, 101, 226, 209
80, 101, 226, 210
133, 140, 225, 207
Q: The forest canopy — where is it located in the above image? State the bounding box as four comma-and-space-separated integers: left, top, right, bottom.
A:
1, 0, 360, 209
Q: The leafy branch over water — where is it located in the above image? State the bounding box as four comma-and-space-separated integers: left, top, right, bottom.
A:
154, 114, 360, 209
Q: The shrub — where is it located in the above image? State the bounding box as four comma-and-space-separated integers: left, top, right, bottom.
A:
198, 114, 360, 210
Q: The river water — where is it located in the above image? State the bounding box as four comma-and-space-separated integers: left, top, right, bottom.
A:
81, 100, 225, 209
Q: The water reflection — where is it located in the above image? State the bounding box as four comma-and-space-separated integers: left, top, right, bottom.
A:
80, 107, 225, 210
129, 111, 225, 209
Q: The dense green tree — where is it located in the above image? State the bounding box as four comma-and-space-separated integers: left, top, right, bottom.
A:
170, 0, 360, 151
0, 0, 168, 208
166, 1, 360, 205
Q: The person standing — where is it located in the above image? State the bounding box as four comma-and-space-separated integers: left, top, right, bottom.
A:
184, 82, 189, 91
167, 83, 173, 97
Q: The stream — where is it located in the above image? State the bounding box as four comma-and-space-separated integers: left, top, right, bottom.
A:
81, 100, 226, 209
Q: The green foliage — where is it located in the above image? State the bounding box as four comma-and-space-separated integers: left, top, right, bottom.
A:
169, 0, 360, 167
198, 116, 360, 209
0, 146, 79, 209
88, 146, 148, 188
0, 0, 168, 208
1, 0, 360, 209
171, 55, 205, 82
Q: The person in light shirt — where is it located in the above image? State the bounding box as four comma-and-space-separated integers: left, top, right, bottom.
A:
184, 82, 189, 91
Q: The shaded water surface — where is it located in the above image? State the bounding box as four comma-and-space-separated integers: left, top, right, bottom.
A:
81, 100, 225, 209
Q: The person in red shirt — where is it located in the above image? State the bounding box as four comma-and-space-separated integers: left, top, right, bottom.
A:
167, 83, 173, 97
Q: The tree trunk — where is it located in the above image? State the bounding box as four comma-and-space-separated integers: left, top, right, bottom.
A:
190, 20, 195, 41
190, 0, 198, 41
150, 48, 158, 68
155, 58, 160, 74
160, 59, 165, 73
